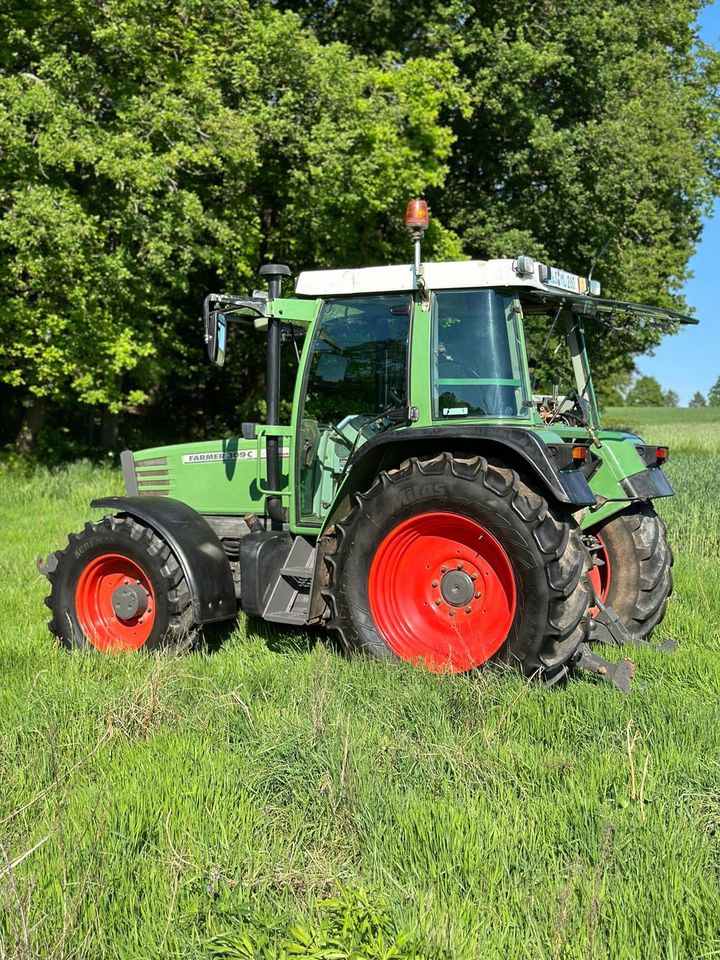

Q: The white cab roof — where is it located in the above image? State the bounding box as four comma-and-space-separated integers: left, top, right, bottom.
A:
295, 259, 554, 297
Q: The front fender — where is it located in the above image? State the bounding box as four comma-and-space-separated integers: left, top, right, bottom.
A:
91, 496, 236, 624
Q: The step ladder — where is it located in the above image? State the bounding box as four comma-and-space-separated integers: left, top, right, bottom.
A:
263, 535, 316, 625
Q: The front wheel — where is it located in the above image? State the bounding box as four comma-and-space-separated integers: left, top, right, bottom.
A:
586, 503, 673, 641
44, 515, 196, 652
324, 454, 592, 678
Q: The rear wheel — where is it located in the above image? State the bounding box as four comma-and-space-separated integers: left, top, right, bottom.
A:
324, 454, 592, 678
45, 515, 196, 652
586, 503, 673, 641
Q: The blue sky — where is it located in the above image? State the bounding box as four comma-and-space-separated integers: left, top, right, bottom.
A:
635, 3, 719, 404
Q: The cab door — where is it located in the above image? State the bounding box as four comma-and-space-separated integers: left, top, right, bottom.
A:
293, 294, 413, 529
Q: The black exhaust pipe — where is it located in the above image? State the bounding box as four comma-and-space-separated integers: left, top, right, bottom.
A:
259, 263, 291, 527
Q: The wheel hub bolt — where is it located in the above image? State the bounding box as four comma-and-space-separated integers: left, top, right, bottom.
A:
475, 592, 481, 599
431, 580, 439, 588
448, 610, 455, 617
434, 599, 441, 606
471, 573, 478, 581
465, 606, 472, 614
440, 565, 447, 573
457, 562, 464, 570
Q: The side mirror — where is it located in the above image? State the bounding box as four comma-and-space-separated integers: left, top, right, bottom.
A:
203, 292, 267, 366
204, 296, 227, 366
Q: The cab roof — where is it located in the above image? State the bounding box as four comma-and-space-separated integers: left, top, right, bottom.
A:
293, 258, 697, 326
294, 259, 543, 297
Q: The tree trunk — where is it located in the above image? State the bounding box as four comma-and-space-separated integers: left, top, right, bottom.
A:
100, 408, 119, 450
15, 400, 46, 454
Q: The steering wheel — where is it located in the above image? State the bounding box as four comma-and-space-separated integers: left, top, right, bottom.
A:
438, 356, 482, 379
437, 356, 494, 415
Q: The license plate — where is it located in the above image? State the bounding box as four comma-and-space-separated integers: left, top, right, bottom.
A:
544, 267, 580, 293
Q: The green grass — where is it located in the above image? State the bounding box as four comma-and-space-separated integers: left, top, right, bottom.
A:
604, 405, 720, 455
1, 414, 719, 959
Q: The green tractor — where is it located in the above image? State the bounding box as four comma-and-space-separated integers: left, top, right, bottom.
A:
39, 201, 694, 690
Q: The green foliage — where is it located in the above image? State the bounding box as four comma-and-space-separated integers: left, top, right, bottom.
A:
663, 389, 679, 408
207, 887, 428, 959
0, 1, 461, 427
594, 369, 632, 409
708, 374, 720, 406
625, 375, 665, 407
689, 389, 707, 407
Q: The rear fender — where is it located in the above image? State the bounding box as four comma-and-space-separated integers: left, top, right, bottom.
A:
320, 426, 596, 534
582, 436, 675, 528
91, 496, 236, 624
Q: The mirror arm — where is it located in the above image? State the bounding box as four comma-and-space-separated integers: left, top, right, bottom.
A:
205, 293, 266, 320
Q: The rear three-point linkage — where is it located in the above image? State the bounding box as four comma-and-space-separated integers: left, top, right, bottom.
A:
563, 581, 676, 693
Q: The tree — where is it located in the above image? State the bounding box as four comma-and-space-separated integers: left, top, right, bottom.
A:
626, 376, 665, 407
595, 369, 633, 408
689, 391, 707, 407
0, 1, 463, 448
708, 375, 720, 406
663, 390, 679, 408
281, 0, 720, 385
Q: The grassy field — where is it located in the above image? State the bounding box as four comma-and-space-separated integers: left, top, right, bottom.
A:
1, 409, 719, 959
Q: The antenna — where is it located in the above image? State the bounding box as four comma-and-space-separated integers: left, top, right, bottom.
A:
588, 234, 613, 284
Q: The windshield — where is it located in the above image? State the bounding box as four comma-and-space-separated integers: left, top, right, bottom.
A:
522, 303, 599, 428
432, 289, 529, 419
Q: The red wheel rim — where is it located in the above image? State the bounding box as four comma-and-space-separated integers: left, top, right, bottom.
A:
588, 532, 611, 617
75, 553, 156, 652
368, 512, 516, 673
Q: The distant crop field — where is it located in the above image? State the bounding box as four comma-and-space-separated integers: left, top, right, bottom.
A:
1, 410, 719, 959
604, 405, 720, 456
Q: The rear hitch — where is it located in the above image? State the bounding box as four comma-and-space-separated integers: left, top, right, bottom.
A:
572, 642, 636, 694
589, 593, 677, 653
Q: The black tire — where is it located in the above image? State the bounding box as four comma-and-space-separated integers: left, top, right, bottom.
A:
587, 503, 673, 641
44, 515, 196, 652
323, 453, 592, 678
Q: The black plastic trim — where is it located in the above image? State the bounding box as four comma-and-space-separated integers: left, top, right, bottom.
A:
239, 531, 293, 616
544, 442, 590, 470
346, 426, 596, 506
619, 467, 674, 500
90, 496, 236, 624
580, 452, 602, 481
634, 444, 670, 468
120, 450, 138, 497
